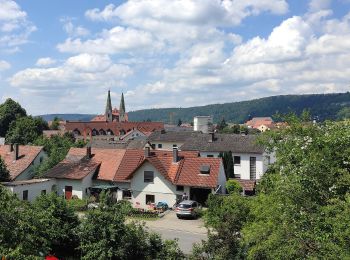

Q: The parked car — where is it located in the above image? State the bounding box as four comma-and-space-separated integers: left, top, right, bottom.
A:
176, 200, 201, 219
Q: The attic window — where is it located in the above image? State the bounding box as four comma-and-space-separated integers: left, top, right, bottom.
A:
200, 165, 211, 174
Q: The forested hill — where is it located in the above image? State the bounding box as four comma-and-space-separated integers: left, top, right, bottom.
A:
127, 92, 350, 123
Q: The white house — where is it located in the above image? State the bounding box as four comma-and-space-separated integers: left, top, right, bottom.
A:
147, 130, 200, 150
127, 147, 226, 208
2, 179, 56, 202
0, 144, 47, 181
194, 116, 213, 133
180, 133, 275, 181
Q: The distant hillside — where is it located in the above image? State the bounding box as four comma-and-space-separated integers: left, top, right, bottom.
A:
127, 92, 350, 123
38, 114, 96, 122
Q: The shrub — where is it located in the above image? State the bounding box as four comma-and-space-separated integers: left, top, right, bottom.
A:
225, 179, 243, 194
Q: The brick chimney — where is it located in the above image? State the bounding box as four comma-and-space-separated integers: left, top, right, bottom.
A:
13, 143, 19, 161
86, 145, 92, 158
173, 147, 179, 163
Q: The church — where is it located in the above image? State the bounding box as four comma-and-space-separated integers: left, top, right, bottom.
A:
91, 91, 129, 122
65, 91, 164, 140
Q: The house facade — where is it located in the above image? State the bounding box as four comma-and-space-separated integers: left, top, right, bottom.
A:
180, 133, 275, 181
2, 179, 56, 202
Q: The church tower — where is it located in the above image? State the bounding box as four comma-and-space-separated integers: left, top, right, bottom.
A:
119, 92, 126, 122
105, 90, 113, 122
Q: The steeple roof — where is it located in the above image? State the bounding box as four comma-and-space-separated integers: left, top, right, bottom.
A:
119, 92, 125, 114
105, 90, 112, 114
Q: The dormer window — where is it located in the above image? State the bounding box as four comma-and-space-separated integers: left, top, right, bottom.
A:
200, 165, 211, 174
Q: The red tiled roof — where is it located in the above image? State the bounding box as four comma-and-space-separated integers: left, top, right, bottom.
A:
67, 147, 126, 181
0, 145, 44, 180
234, 179, 256, 192
126, 151, 222, 188
45, 159, 100, 180
114, 149, 144, 182
175, 157, 221, 188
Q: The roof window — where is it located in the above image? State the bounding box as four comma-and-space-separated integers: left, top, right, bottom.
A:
200, 165, 211, 174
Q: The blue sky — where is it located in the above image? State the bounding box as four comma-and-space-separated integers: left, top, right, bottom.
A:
0, 0, 350, 115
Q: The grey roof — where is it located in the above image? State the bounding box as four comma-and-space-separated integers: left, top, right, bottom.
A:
148, 130, 200, 142
90, 138, 147, 150
180, 133, 264, 154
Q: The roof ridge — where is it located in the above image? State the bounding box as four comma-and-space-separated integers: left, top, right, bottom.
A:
174, 158, 185, 184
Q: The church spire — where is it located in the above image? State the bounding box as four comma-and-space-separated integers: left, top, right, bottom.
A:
105, 90, 113, 122
119, 92, 126, 122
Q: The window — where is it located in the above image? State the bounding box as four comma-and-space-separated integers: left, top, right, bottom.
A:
172, 144, 178, 148
123, 190, 132, 199
207, 155, 214, 158
176, 185, 184, 191
158, 144, 163, 148
40, 157, 43, 163
146, 194, 155, 204
41, 190, 46, 195
234, 156, 241, 165
151, 144, 156, 149
23, 190, 28, 201
144, 171, 154, 183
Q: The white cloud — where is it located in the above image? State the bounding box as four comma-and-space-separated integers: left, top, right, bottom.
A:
36, 57, 57, 67
85, 0, 288, 26
60, 17, 90, 37
0, 0, 36, 52
10, 53, 132, 88
309, 0, 332, 12
57, 26, 159, 54
0, 60, 10, 70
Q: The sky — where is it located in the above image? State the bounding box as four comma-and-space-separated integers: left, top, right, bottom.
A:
0, 0, 350, 115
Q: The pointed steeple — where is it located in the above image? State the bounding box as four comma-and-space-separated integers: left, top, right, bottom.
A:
105, 90, 113, 122
119, 92, 126, 122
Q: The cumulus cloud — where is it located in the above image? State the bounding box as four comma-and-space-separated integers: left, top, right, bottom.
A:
10, 53, 132, 88
57, 26, 159, 54
0, 60, 10, 70
0, 0, 36, 52
35, 57, 57, 67
60, 17, 90, 37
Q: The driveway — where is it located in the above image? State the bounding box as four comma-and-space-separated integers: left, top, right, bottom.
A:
142, 211, 207, 254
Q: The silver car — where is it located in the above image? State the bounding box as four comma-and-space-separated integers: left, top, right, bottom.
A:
176, 200, 201, 219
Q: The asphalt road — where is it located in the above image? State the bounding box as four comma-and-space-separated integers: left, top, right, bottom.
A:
143, 211, 208, 255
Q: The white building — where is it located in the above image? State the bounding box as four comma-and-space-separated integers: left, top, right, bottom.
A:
194, 116, 213, 134
2, 179, 56, 202
180, 133, 275, 181
147, 130, 200, 150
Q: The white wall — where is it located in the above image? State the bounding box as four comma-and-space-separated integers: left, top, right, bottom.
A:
194, 116, 212, 133
15, 150, 47, 181
55, 172, 94, 199
5, 179, 56, 202
151, 141, 185, 151
130, 163, 185, 208
199, 151, 274, 180
217, 162, 227, 193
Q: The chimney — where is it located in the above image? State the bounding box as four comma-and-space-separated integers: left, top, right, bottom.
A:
173, 147, 179, 163
144, 146, 150, 158
208, 132, 215, 143
86, 145, 92, 158
8, 143, 14, 152
13, 143, 19, 161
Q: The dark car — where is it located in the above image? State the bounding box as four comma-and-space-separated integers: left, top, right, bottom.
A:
176, 200, 201, 219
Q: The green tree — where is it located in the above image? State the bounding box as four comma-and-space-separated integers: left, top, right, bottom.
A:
34, 133, 85, 177
50, 116, 61, 130
0, 98, 27, 137
0, 156, 10, 182
6, 116, 48, 144
217, 118, 228, 131
193, 117, 350, 259
177, 118, 182, 126
219, 151, 234, 179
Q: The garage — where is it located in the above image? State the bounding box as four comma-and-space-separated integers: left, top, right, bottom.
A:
190, 187, 212, 206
